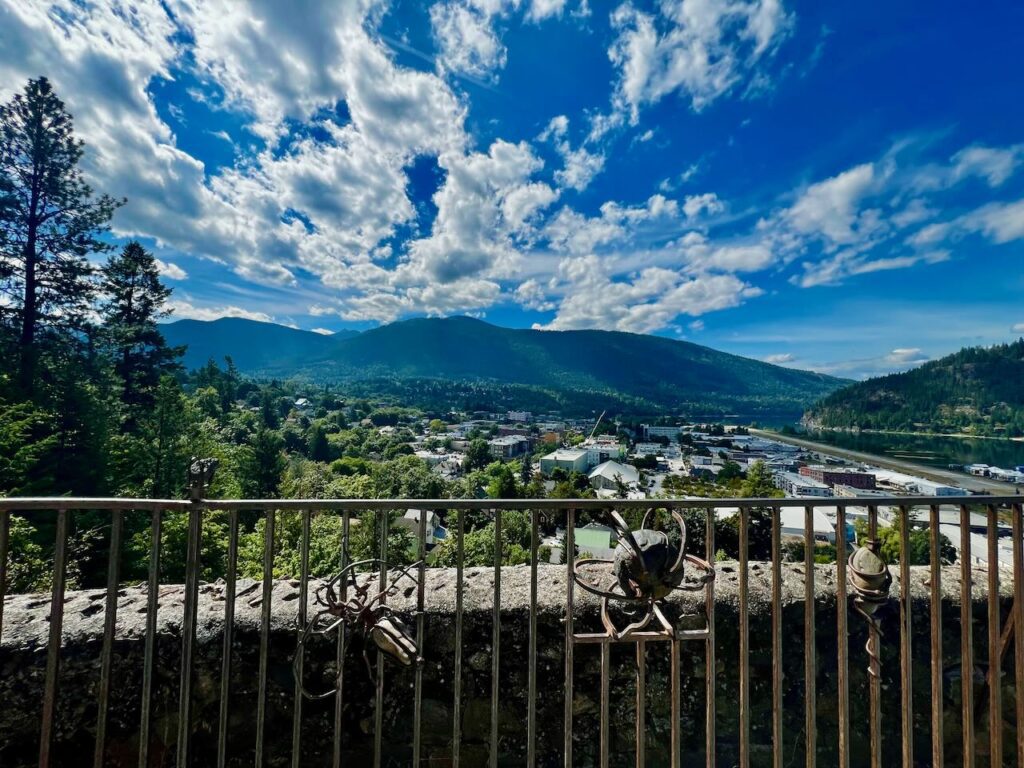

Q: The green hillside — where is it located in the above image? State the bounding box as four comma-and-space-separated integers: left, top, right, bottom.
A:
804, 339, 1024, 436
162, 316, 845, 414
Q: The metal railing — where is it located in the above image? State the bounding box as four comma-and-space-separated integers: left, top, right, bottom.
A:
0, 494, 1021, 767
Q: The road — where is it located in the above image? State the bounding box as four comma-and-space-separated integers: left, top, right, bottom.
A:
749, 428, 1020, 495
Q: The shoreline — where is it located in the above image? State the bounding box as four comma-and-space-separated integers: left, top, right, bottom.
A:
749, 428, 1021, 495
803, 426, 1024, 443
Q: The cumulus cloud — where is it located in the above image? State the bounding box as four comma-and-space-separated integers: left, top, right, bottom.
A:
540, 115, 606, 192
763, 352, 794, 364
607, 0, 793, 122
166, 299, 273, 322
155, 259, 188, 280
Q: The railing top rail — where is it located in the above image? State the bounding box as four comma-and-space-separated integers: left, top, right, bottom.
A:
0, 494, 1019, 513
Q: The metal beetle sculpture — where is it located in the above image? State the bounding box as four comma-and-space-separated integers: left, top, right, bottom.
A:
573, 509, 714, 640
294, 557, 421, 700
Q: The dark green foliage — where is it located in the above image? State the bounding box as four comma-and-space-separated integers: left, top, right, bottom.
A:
852, 518, 957, 565
0, 77, 122, 393
806, 339, 1024, 436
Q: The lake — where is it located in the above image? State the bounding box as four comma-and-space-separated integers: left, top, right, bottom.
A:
801, 429, 1024, 470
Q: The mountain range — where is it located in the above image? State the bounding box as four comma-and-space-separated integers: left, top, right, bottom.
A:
803, 339, 1024, 436
160, 316, 846, 415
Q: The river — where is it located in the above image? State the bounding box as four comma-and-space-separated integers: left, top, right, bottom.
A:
800, 429, 1024, 470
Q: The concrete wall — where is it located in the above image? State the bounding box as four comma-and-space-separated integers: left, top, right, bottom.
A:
0, 563, 1016, 767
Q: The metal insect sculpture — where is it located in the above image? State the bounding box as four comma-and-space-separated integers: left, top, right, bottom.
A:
572, 509, 714, 640
294, 555, 422, 700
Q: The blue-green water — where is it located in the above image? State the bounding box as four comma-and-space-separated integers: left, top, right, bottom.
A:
802, 429, 1024, 470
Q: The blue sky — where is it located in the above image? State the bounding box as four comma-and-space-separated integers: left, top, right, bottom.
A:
2, 0, 1023, 379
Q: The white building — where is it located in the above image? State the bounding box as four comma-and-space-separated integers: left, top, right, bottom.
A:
774, 471, 832, 497
581, 438, 626, 467
779, 505, 837, 544
540, 448, 589, 475
588, 460, 641, 492
642, 425, 683, 439
488, 434, 531, 459
507, 410, 532, 423
633, 442, 681, 459
912, 478, 964, 496
395, 509, 447, 547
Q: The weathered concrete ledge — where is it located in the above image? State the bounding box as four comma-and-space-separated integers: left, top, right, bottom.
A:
0, 564, 1015, 767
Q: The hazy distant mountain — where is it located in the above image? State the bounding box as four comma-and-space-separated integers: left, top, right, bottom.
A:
161, 315, 845, 413
160, 317, 358, 371
804, 339, 1024, 436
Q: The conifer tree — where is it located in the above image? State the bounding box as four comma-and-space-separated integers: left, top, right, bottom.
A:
0, 77, 122, 393
101, 240, 182, 428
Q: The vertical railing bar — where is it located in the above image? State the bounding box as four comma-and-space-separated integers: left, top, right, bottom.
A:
255, 508, 276, 766
898, 505, 913, 768
413, 507, 426, 767
986, 503, 1001, 767
564, 508, 575, 768
527, 508, 539, 768
374, 509, 387, 768
217, 508, 239, 768
705, 504, 716, 768
600, 640, 610, 768
959, 504, 974, 768
453, 508, 465, 768
770, 505, 783, 768
804, 504, 816, 768
139, 509, 162, 768
176, 504, 202, 768
670, 636, 681, 768
0, 510, 9, 643
1012, 502, 1024, 768
636, 640, 645, 768
738, 504, 750, 768
834, 504, 850, 768
332, 511, 350, 768
867, 504, 881, 768
93, 508, 124, 768
929, 504, 943, 768
39, 508, 70, 768
491, 507, 502, 768
291, 509, 311, 768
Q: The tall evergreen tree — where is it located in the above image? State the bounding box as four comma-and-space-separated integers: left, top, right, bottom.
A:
0, 77, 122, 393
101, 241, 182, 428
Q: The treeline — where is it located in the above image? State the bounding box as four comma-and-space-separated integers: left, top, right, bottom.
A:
805, 340, 1024, 436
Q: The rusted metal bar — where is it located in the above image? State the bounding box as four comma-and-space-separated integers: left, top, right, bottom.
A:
453, 508, 465, 767
636, 640, 646, 768
564, 507, 575, 768
93, 508, 124, 768
332, 511, 350, 768
374, 510, 387, 768
528, 508, 539, 768
959, 504, 974, 768
291, 509, 312, 768
255, 508, 275, 766
705, 505, 716, 768
1013, 502, 1024, 768
867, 504, 881, 768
834, 504, 849, 768
413, 507, 426, 767
138, 509, 162, 768
929, 504, 943, 768
0, 510, 9, 643
738, 505, 750, 768
39, 508, 69, 767
804, 504, 816, 768
176, 505, 202, 768
217, 508, 239, 768
986, 504, 1001, 766
600, 641, 610, 768
771, 505, 783, 768
897, 506, 913, 768
491, 508, 502, 768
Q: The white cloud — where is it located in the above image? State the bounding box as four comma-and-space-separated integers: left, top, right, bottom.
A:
961, 199, 1024, 244
430, 2, 508, 81
1012, 323, 1024, 334
607, 0, 793, 122
763, 352, 794, 364
682, 192, 724, 218
310, 327, 335, 335
540, 115, 606, 192
784, 163, 878, 246
154, 259, 188, 280
167, 299, 273, 322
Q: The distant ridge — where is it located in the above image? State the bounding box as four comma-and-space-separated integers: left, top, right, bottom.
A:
161, 315, 846, 413
804, 339, 1024, 436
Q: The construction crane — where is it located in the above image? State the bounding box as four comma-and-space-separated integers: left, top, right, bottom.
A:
588, 410, 606, 440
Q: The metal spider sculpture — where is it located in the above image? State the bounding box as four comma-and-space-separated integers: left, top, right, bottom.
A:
294, 558, 421, 700
572, 509, 715, 640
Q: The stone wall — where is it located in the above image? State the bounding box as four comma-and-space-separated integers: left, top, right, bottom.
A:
0, 563, 1016, 767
